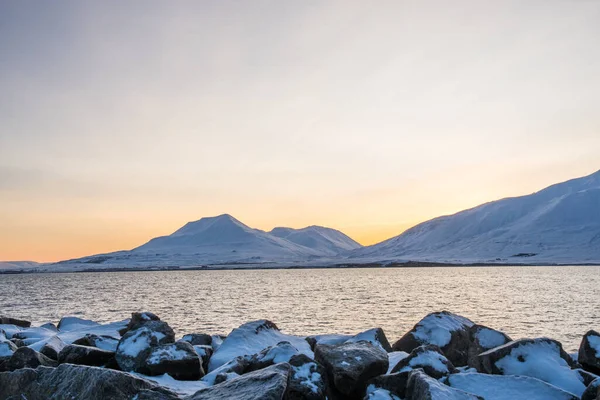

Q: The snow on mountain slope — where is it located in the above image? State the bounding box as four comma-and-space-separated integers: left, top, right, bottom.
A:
0, 261, 40, 270
132, 214, 327, 262
269, 225, 362, 255
353, 169, 600, 264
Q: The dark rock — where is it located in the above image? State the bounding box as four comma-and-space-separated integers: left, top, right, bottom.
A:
364, 387, 402, 399
6, 347, 58, 370
58, 344, 115, 367
366, 370, 411, 399
247, 341, 302, 372
193, 344, 213, 373
119, 311, 161, 335
0, 363, 179, 400
315, 341, 388, 399
0, 317, 31, 328
188, 363, 291, 400
467, 324, 512, 370
73, 333, 119, 352
0, 340, 18, 367
347, 328, 393, 353
202, 356, 251, 385
115, 320, 175, 372
39, 336, 67, 360
405, 369, 483, 400
181, 333, 213, 346
579, 330, 600, 374
391, 344, 456, 379
392, 311, 474, 367
57, 316, 100, 331
582, 378, 600, 400
141, 341, 204, 380
287, 353, 328, 400
576, 368, 599, 386
10, 339, 26, 348
306, 334, 351, 350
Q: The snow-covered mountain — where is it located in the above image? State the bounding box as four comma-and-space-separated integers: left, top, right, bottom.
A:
353, 169, 600, 264
269, 225, 362, 256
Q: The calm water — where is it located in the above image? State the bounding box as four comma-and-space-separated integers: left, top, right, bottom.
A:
1, 266, 598, 352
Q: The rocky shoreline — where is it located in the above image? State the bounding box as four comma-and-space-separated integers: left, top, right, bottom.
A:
1, 311, 599, 399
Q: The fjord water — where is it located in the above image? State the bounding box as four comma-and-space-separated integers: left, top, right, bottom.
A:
1, 266, 598, 352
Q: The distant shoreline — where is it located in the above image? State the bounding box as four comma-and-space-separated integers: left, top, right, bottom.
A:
2, 261, 599, 275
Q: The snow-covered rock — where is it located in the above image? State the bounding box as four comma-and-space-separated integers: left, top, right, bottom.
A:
477, 338, 585, 397
391, 344, 456, 379
352, 169, 600, 264
579, 330, 600, 374
0, 364, 178, 400
387, 351, 410, 373
246, 341, 302, 372
115, 320, 175, 372
366, 370, 411, 399
0, 340, 17, 365
58, 343, 115, 367
72, 333, 119, 352
208, 320, 313, 372
365, 386, 402, 400
447, 372, 579, 400
57, 316, 100, 332
406, 369, 483, 399
288, 353, 327, 400
392, 311, 474, 366
142, 341, 203, 380
188, 363, 291, 400
270, 225, 362, 255
315, 341, 388, 399
10, 326, 56, 346
39, 336, 66, 360
192, 344, 213, 373
467, 324, 512, 370
582, 378, 600, 400
307, 333, 352, 349
180, 333, 212, 346
346, 328, 393, 352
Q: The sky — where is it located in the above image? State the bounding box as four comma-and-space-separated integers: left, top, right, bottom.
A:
1, 1, 599, 262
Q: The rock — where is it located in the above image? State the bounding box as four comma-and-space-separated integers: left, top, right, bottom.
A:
579, 330, 600, 374
202, 355, 250, 385
405, 369, 482, 400
364, 387, 402, 400
6, 347, 58, 370
208, 320, 313, 372
39, 336, 67, 360
392, 311, 474, 367
142, 341, 204, 380
0, 340, 18, 365
347, 328, 393, 353
582, 378, 600, 400
477, 338, 585, 397
181, 333, 213, 346
288, 353, 328, 400
366, 371, 411, 399
40, 322, 58, 332
10, 338, 26, 348
10, 326, 56, 346
391, 344, 456, 379
58, 343, 115, 367
0, 363, 178, 400
314, 341, 388, 399
193, 344, 213, 373
115, 320, 175, 372
576, 368, 599, 386
119, 311, 161, 335
246, 341, 302, 372
447, 372, 580, 400
0, 317, 31, 328
188, 363, 291, 400
57, 316, 100, 332
387, 351, 410, 373
73, 333, 119, 351
467, 325, 512, 370
306, 334, 352, 350
211, 334, 225, 352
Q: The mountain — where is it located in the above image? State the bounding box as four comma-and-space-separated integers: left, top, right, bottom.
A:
352, 169, 600, 264
269, 225, 362, 255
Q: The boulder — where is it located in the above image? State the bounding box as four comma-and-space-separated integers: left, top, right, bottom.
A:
246, 341, 302, 372
347, 328, 393, 352
211, 334, 225, 351
582, 378, 600, 400
57, 316, 100, 332
579, 330, 600, 374
0, 340, 18, 366
58, 344, 115, 367
306, 334, 351, 350
314, 341, 388, 399
40, 322, 58, 332
365, 387, 402, 400
576, 368, 599, 386
467, 325, 512, 370
288, 353, 328, 400
387, 351, 410, 373
10, 326, 56, 346
181, 333, 213, 346
405, 369, 482, 400
6, 347, 58, 370
115, 320, 175, 372
208, 320, 313, 372
448, 372, 580, 400
202, 355, 251, 385
39, 336, 67, 360
477, 338, 585, 397
0, 317, 31, 328
193, 344, 213, 373
0, 363, 178, 400
392, 311, 474, 367
391, 345, 456, 379
366, 370, 411, 399
142, 341, 203, 380
119, 311, 161, 335
73, 333, 119, 351
189, 363, 291, 400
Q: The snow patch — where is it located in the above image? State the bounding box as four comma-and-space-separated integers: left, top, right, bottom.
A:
477, 327, 507, 349
413, 313, 473, 347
